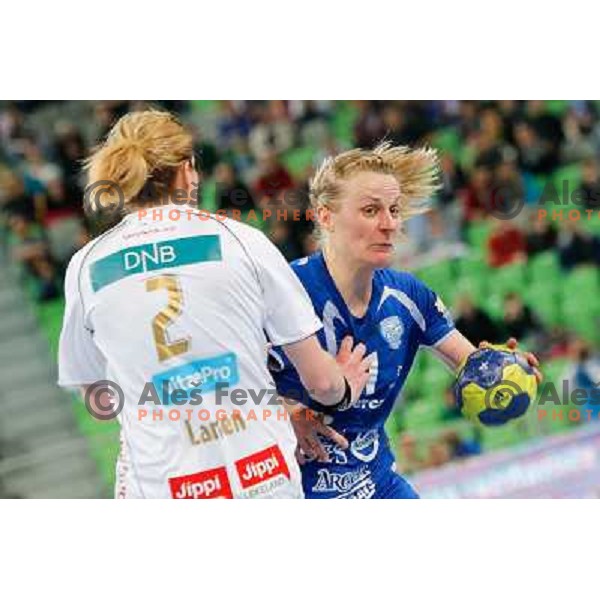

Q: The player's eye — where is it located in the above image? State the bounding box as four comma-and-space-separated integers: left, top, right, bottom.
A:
362, 206, 378, 217
390, 205, 401, 218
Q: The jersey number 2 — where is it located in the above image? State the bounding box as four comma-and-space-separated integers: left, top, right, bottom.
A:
146, 275, 190, 362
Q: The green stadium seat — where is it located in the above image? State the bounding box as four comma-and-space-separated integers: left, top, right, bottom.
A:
539, 358, 569, 414
544, 410, 575, 434
534, 392, 576, 435
545, 100, 570, 117
481, 292, 505, 320
487, 417, 533, 449
481, 420, 529, 451
403, 396, 445, 430
467, 220, 493, 250
489, 262, 527, 296
282, 146, 317, 179
527, 174, 551, 207
415, 260, 456, 282
454, 274, 487, 304
432, 127, 462, 160
402, 369, 421, 401
191, 100, 219, 113
404, 353, 450, 405
86, 431, 120, 489
524, 284, 560, 326
458, 143, 477, 172
581, 217, 600, 236
418, 350, 438, 376
552, 164, 582, 207
331, 102, 358, 146
415, 261, 456, 302
559, 268, 600, 342
35, 299, 66, 359
534, 174, 550, 191
543, 358, 569, 384
388, 405, 409, 435
406, 353, 424, 378
421, 374, 452, 404
69, 413, 119, 486
561, 305, 598, 343
534, 359, 578, 435
457, 253, 488, 279
565, 266, 599, 293
201, 178, 217, 213
527, 251, 560, 285
403, 418, 475, 447
384, 416, 400, 442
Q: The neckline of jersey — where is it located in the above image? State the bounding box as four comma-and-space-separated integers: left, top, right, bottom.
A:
316, 251, 381, 326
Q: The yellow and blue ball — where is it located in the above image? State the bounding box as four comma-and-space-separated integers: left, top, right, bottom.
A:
453, 347, 537, 426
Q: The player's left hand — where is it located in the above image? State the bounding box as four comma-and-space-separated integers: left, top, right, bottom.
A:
478, 337, 543, 384
335, 336, 373, 406
286, 402, 349, 464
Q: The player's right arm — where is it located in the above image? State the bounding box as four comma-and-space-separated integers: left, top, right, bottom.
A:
249, 228, 371, 407
282, 335, 370, 407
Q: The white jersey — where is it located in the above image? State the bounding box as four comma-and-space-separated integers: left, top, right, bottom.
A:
58, 205, 322, 499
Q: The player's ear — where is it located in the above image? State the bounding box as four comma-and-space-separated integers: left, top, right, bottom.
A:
317, 205, 334, 232
178, 159, 200, 198
184, 158, 198, 181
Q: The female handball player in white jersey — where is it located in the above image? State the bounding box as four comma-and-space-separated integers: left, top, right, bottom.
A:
57, 110, 371, 499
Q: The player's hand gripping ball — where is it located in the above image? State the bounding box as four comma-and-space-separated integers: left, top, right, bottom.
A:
453, 346, 538, 426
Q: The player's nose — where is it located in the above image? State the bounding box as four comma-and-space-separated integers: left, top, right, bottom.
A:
378, 210, 397, 232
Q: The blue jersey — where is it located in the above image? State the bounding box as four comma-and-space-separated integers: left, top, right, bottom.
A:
269, 252, 455, 499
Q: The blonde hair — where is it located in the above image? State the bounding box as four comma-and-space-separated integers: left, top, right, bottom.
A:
309, 141, 440, 236
84, 110, 193, 213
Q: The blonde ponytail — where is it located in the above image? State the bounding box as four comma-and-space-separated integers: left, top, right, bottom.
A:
84, 110, 192, 214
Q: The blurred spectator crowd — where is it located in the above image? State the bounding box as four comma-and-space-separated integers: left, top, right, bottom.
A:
2, 100, 600, 298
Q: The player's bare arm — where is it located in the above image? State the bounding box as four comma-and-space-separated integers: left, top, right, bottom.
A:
282, 335, 372, 408
435, 331, 542, 382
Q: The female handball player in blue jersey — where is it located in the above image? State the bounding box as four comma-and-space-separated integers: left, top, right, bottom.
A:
269, 142, 541, 499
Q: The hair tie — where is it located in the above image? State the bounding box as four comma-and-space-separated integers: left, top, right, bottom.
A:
128, 141, 144, 154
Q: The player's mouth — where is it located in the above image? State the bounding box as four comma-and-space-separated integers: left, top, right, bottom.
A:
371, 243, 394, 252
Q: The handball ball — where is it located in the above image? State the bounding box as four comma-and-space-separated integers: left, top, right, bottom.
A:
453, 347, 537, 427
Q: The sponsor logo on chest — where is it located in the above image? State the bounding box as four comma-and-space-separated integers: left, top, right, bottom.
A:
350, 429, 380, 463
379, 315, 404, 350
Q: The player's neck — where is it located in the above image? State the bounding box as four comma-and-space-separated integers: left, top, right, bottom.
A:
323, 248, 373, 318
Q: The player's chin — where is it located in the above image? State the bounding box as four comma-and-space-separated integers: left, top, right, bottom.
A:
367, 246, 395, 267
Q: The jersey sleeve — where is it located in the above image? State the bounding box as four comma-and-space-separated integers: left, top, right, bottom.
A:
268, 346, 313, 405
412, 277, 456, 347
250, 229, 322, 346
57, 250, 107, 388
